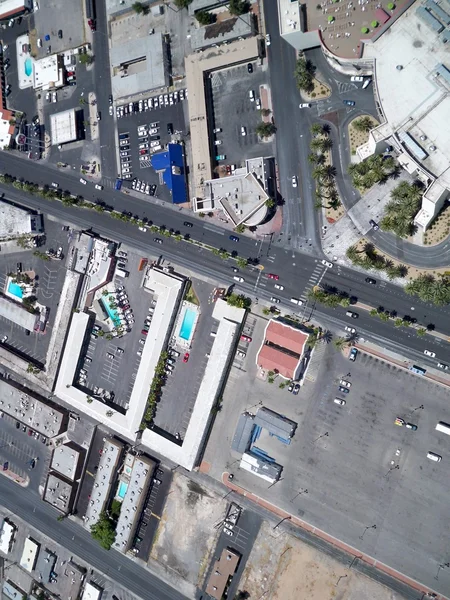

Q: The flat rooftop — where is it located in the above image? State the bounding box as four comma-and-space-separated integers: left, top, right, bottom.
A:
50, 109, 77, 146
190, 10, 253, 51
44, 473, 75, 513
0, 201, 40, 240
364, 1, 450, 181
50, 443, 82, 481
185, 36, 260, 198
0, 379, 65, 437
110, 28, 168, 99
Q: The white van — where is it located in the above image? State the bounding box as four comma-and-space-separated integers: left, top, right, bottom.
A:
248, 90, 255, 101
427, 451, 442, 462
290, 297, 302, 305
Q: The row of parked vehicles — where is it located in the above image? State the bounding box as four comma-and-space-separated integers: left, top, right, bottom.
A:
115, 90, 187, 119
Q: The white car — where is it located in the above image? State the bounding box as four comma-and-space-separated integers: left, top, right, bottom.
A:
321, 259, 333, 268
233, 276, 244, 283
1, 335, 8, 343
265, 33, 271, 46
80, 178, 87, 184
291, 175, 297, 187
52, 92, 57, 103
51, 182, 59, 188
339, 379, 351, 388
33, 0, 39, 9
256, 98, 261, 109
334, 398, 346, 406
138, 226, 147, 232
424, 350, 436, 358
241, 126, 246, 136
95, 184, 103, 190
249, 90, 255, 102
351, 75, 364, 82
344, 326, 356, 334
299, 103, 311, 108
274, 284, 284, 290
270, 297, 280, 303
109, 106, 113, 116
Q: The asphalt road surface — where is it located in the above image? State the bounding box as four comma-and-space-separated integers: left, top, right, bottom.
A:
0, 475, 187, 600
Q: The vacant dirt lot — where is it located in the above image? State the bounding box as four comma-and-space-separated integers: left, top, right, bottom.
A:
151, 474, 226, 592
238, 521, 407, 600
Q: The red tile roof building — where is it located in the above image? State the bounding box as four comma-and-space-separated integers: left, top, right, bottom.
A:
257, 320, 308, 379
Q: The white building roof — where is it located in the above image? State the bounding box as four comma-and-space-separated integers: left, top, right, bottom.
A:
55, 268, 184, 442
50, 444, 81, 481
83, 439, 124, 529
113, 455, 154, 553
82, 582, 103, 600
0, 296, 38, 331
364, 2, 450, 180
277, 0, 302, 36
50, 108, 77, 145
0, 113, 13, 148
0, 520, 15, 554
33, 54, 63, 90
20, 538, 39, 572
0, 0, 29, 19
141, 299, 245, 470
0, 201, 34, 239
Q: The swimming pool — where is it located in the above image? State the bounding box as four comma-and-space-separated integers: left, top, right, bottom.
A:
100, 296, 121, 327
24, 57, 32, 77
8, 281, 23, 299
117, 481, 128, 500
179, 308, 196, 341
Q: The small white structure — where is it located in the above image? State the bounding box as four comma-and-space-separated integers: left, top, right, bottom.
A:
50, 108, 78, 146
20, 537, 39, 572
82, 581, 103, 600
33, 55, 64, 90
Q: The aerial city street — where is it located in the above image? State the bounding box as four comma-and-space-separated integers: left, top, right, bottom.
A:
0, 0, 448, 599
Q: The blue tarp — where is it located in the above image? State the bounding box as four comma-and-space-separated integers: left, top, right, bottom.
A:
151, 143, 187, 204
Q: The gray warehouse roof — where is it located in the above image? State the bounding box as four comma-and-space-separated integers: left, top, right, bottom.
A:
35, 548, 56, 583
231, 413, 254, 454
110, 33, 168, 99
0, 296, 38, 331
254, 407, 297, 440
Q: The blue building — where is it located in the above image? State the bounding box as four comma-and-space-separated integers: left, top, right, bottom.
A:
151, 143, 187, 204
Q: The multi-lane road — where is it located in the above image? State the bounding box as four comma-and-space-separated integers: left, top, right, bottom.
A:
1, 151, 449, 370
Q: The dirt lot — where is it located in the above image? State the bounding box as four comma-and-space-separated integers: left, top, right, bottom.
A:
239, 522, 407, 600
151, 474, 226, 590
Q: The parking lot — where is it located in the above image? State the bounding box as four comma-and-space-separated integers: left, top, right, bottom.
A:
208, 62, 274, 167
0, 217, 70, 365
152, 278, 216, 439
75, 249, 157, 410
205, 329, 450, 592
31, 0, 84, 58
116, 90, 187, 200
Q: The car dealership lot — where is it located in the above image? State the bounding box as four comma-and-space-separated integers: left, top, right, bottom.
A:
205, 335, 450, 592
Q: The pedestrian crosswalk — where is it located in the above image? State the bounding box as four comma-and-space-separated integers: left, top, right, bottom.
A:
299, 262, 326, 304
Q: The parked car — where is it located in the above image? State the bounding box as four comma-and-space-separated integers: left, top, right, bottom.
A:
183, 352, 190, 363
334, 398, 346, 406
424, 349, 436, 357
321, 259, 333, 268
349, 348, 358, 361
343, 99, 356, 106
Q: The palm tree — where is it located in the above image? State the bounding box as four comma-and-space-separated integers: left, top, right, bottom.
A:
334, 337, 348, 350
346, 245, 360, 262
320, 137, 333, 152
312, 166, 325, 181
310, 123, 323, 137
321, 123, 331, 135
353, 116, 373, 133
310, 138, 323, 153
321, 165, 336, 182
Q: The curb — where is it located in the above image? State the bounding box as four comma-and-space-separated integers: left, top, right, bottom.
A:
221, 472, 445, 600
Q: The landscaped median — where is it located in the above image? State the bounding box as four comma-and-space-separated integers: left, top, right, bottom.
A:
0, 173, 255, 270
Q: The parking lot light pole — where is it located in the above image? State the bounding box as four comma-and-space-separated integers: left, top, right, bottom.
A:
435, 562, 449, 580
384, 464, 399, 478
359, 524, 376, 540
272, 516, 291, 531
312, 432, 329, 443
290, 488, 308, 503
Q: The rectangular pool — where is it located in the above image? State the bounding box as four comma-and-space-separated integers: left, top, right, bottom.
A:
179, 307, 196, 341
8, 281, 23, 299
100, 296, 121, 327
117, 481, 128, 499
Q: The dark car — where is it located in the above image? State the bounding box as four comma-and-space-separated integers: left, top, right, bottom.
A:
58, 29, 63, 38
154, 238, 163, 244
229, 235, 239, 242
167, 123, 173, 135
338, 386, 350, 394
343, 99, 355, 106
184, 221, 193, 228
109, 95, 113, 104
247, 63, 253, 73
365, 277, 377, 285
369, 219, 379, 231
15, 422, 20, 429
406, 423, 418, 431
293, 384, 300, 395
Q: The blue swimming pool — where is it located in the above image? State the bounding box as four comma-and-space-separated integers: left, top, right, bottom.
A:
24, 57, 32, 77
179, 308, 196, 341
8, 281, 23, 299
101, 296, 121, 327
117, 481, 128, 499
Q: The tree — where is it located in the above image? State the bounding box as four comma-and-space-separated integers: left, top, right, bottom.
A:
90, 512, 116, 550
260, 108, 271, 117
294, 57, 316, 92
334, 337, 348, 350
235, 223, 246, 233
256, 122, 277, 138
227, 293, 251, 309
353, 116, 374, 133
236, 257, 248, 269
319, 137, 333, 152
195, 9, 215, 25
79, 53, 93, 66
229, 0, 250, 15
265, 197, 276, 208
310, 123, 324, 137
132, 1, 147, 14
174, 0, 193, 7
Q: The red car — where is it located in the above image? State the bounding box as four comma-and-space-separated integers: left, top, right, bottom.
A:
183, 352, 190, 363
240, 334, 252, 343
267, 273, 279, 280
141, 330, 148, 336
139, 149, 148, 155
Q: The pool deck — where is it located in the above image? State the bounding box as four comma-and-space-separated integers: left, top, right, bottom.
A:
173, 302, 199, 350
16, 34, 34, 90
